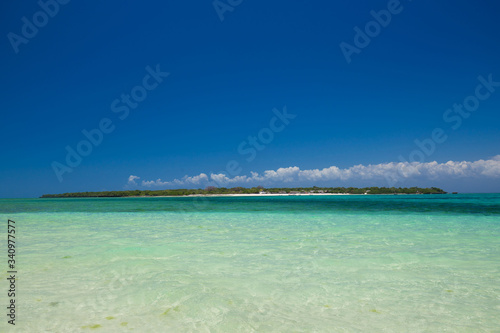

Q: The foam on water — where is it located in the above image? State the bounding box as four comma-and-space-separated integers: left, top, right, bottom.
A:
1, 194, 499, 332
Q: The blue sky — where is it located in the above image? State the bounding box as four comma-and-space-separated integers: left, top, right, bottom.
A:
1, 0, 500, 198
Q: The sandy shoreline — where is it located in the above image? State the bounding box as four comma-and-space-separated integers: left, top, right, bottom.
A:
44, 193, 438, 199
129, 193, 429, 198
121, 193, 354, 198
155, 193, 354, 198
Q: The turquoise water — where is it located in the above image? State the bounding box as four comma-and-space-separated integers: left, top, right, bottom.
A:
1, 194, 499, 332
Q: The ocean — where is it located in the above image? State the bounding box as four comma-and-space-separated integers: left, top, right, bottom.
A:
1, 194, 499, 332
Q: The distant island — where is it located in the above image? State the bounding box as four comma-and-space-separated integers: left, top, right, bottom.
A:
40, 186, 447, 198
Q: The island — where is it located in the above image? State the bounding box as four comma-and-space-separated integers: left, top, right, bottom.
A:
40, 186, 447, 198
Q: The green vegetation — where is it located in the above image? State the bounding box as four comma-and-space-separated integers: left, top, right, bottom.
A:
161, 306, 180, 316
81, 324, 101, 329
40, 186, 446, 198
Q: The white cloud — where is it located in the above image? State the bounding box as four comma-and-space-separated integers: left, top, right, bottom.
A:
131, 155, 500, 188
264, 167, 300, 182
185, 173, 209, 184
127, 175, 140, 186
141, 179, 172, 187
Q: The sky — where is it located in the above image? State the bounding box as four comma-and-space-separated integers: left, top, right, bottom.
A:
1, 0, 499, 198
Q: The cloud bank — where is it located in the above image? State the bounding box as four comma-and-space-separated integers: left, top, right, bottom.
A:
127, 155, 500, 188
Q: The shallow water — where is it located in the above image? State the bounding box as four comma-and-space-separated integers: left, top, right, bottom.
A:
1, 194, 499, 332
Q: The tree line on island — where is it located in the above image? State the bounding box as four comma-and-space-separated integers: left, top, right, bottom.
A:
40, 186, 447, 198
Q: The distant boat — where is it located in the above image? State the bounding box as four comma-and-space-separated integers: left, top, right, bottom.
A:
452, 192, 458, 194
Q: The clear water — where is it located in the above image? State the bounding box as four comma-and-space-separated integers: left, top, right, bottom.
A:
1, 194, 499, 332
